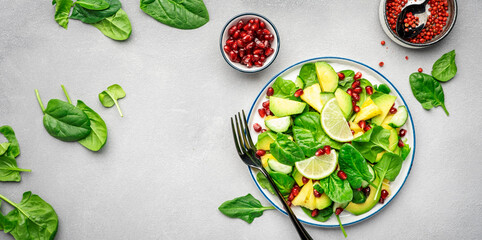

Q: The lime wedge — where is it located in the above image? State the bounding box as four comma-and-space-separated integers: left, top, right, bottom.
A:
295, 150, 338, 180
321, 98, 354, 142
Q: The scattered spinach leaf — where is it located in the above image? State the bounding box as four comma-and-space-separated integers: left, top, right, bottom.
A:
298, 63, 318, 88
0, 191, 58, 239
301, 206, 333, 222
374, 84, 391, 94
432, 50, 457, 82
409, 72, 449, 116
54, 0, 73, 29
140, 0, 210, 30
0, 126, 20, 158
0, 156, 31, 182
373, 152, 402, 200
0, 143, 10, 156
218, 194, 275, 223
338, 144, 374, 189
256, 172, 275, 195
319, 173, 353, 203
77, 100, 108, 152
269, 133, 305, 166
352, 126, 392, 163
92, 9, 132, 41
70, 0, 121, 24
75, 0, 110, 10
99, 84, 126, 117
269, 172, 295, 197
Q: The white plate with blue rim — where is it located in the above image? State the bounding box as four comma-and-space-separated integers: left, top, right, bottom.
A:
246, 56, 416, 227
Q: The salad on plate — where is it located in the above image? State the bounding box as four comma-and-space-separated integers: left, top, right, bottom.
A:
251, 60, 411, 234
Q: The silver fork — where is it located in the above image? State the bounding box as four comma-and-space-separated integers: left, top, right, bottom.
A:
231, 111, 313, 240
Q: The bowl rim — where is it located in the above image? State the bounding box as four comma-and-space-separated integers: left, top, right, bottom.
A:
380, 0, 458, 48
219, 12, 280, 73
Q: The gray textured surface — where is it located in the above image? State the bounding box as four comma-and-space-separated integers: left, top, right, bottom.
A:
1, 0, 481, 239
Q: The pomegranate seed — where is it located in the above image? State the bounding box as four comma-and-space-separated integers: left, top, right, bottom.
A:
353, 87, 363, 93
263, 29, 271, 35
253, 49, 263, 55
313, 189, 322, 198
233, 30, 240, 39
249, 19, 254, 24
243, 24, 250, 31
399, 129, 407, 137
256, 149, 266, 157
286, 200, 292, 206
236, 39, 245, 48
381, 189, 389, 199
354, 72, 362, 80
253, 123, 262, 132
261, 129, 267, 133
381, 40, 386, 45
358, 120, 366, 130
335, 208, 344, 215
323, 145, 331, 155
366, 86, 373, 95
239, 49, 246, 58
364, 125, 372, 132
379, 61, 384, 67
237, 20, 244, 29
352, 92, 360, 101
352, 100, 357, 107
398, 139, 405, 148
389, 107, 398, 114
254, 61, 263, 67
351, 130, 355, 135
265, 108, 272, 116
354, 105, 360, 113
262, 40, 270, 49
242, 35, 252, 43
337, 170, 347, 180
246, 62, 253, 68
337, 72, 345, 80
228, 51, 237, 61
379, 198, 384, 204
418, 68, 423, 73
363, 187, 370, 197
405, 56, 409, 60
292, 185, 300, 196
346, 88, 353, 96
245, 42, 254, 51
223, 45, 231, 54
258, 108, 266, 118
294, 89, 303, 97
302, 177, 309, 184
260, 21, 265, 28
265, 48, 274, 57
266, 87, 274, 96
311, 209, 319, 217
228, 25, 237, 35
352, 80, 361, 88
226, 39, 235, 45
315, 148, 325, 156
256, 41, 265, 49
288, 192, 295, 201
251, 23, 259, 31
260, 55, 266, 62
262, 100, 270, 109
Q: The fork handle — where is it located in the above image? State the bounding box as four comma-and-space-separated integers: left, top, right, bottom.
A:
259, 167, 314, 240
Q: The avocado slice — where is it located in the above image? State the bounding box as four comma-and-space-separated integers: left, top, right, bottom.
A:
315, 62, 338, 92
371, 92, 396, 126
256, 131, 276, 151
334, 88, 352, 119
320, 92, 335, 106
292, 168, 305, 187
388, 128, 398, 151
269, 97, 307, 117
345, 177, 382, 215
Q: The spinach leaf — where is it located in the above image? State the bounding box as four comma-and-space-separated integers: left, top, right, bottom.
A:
373, 152, 402, 199
269, 172, 295, 196
42, 99, 92, 141
432, 50, 457, 82
256, 172, 275, 195
319, 173, 353, 203
352, 190, 367, 204
99, 84, 126, 117
409, 72, 449, 116
75, 0, 110, 10
292, 126, 321, 157
0, 126, 20, 158
70, 0, 121, 24
401, 143, 411, 161
140, 0, 209, 30
338, 144, 374, 189
218, 194, 275, 223
0, 156, 31, 182
0, 143, 10, 156
76, 100, 108, 152
271, 77, 299, 100
301, 206, 333, 222
338, 70, 355, 91
269, 133, 305, 166
298, 63, 318, 88
293, 112, 342, 153
92, 9, 132, 41
0, 191, 58, 239
374, 83, 391, 94
352, 126, 391, 163
54, 0, 73, 29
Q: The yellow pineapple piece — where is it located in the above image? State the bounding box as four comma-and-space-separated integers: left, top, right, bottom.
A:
354, 97, 382, 123
300, 84, 323, 112
292, 180, 313, 206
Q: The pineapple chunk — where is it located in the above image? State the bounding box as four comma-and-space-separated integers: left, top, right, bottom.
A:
350, 122, 364, 135
292, 180, 313, 206
261, 154, 275, 169
300, 84, 323, 112
354, 97, 382, 123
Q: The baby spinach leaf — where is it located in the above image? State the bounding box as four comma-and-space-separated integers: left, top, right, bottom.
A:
70, 0, 121, 24
0, 156, 31, 182
352, 190, 367, 204
401, 143, 411, 161
42, 99, 92, 141
409, 72, 449, 116
293, 126, 321, 157
338, 144, 374, 189
0, 143, 10, 156
319, 173, 353, 203
76, 100, 108, 152
99, 84, 126, 117
373, 152, 402, 199
269, 133, 305, 166
256, 172, 275, 195
140, 0, 209, 30
432, 50, 457, 82
92, 9, 132, 41
0, 191, 58, 239
54, 0, 73, 29
352, 126, 391, 163
75, 0, 110, 10
0, 126, 20, 158
271, 77, 299, 101
374, 84, 391, 94
269, 172, 295, 196
338, 70, 355, 91
293, 112, 342, 153
301, 206, 333, 222
298, 63, 318, 88
218, 194, 275, 223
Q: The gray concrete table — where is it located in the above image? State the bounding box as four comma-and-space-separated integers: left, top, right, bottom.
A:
1, 1, 481, 239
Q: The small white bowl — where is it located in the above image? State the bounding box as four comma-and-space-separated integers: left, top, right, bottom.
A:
220, 13, 280, 73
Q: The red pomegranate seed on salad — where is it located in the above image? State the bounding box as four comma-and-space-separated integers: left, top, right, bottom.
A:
352, 100, 357, 108
335, 208, 344, 215
262, 100, 270, 109
302, 176, 309, 184
265, 108, 273, 116
418, 68, 423, 73
381, 189, 389, 199
381, 40, 386, 45
366, 86, 373, 95
337, 170, 347, 180
253, 123, 262, 132
287, 200, 292, 206
256, 150, 266, 157
399, 129, 407, 137
398, 139, 405, 148
292, 185, 300, 196
364, 125, 372, 132
323, 145, 331, 155
353, 105, 360, 113
261, 129, 267, 133
389, 106, 398, 114
351, 130, 355, 135
288, 192, 295, 201
352, 92, 360, 101
346, 88, 353, 96
258, 108, 266, 118
354, 72, 362, 80
379, 198, 384, 204
363, 187, 370, 197
294, 89, 303, 98
358, 120, 367, 130
266, 87, 274, 96
379, 61, 384, 67
337, 72, 345, 80
353, 87, 362, 94
313, 189, 322, 198
351, 80, 361, 88
315, 148, 325, 156
311, 209, 319, 217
